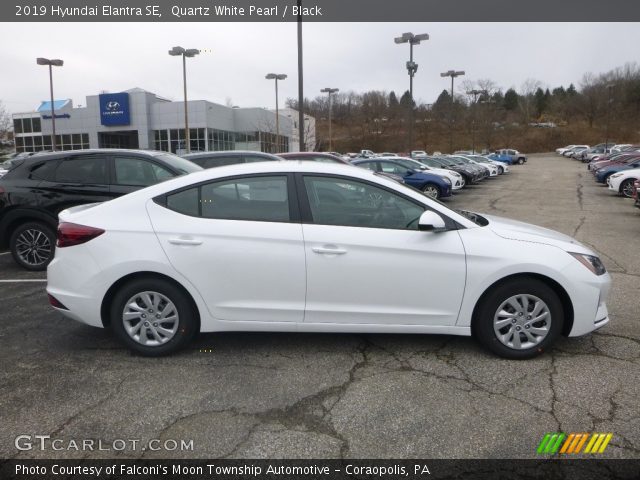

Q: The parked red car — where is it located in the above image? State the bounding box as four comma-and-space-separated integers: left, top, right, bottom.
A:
590, 154, 640, 174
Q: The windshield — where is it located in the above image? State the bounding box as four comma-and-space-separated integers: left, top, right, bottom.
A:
395, 158, 425, 170
155, 153, 203, 174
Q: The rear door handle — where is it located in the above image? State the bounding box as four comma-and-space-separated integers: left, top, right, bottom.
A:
312, 246, 347, 255
168, 238, 202, 246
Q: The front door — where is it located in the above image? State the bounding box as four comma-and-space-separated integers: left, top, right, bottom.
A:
299, 174, 466, 326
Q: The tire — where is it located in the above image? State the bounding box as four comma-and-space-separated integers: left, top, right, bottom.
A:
517, 158, 525, 165
473, 277, 564, 359
110, 277, 198, 356
422, 183, 441, 199
10, 221, 56, 271
498, 166, 504, 175
620, 178, 636, 198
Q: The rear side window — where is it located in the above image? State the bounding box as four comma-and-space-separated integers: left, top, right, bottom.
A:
30, 160, 59, 181
164, 175, 290, 223
55, 156, 108, 184
204, 157, 242, 168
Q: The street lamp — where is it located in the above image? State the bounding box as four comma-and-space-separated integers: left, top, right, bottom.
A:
605, 84, 615, 150
320, 87, 339, 151
266, 73, 287, 153
467, 89, 488, 153
36, 57, 63, 151
394, 32, 429, 150
441, 70, 465, 152
169, 46, 200, 153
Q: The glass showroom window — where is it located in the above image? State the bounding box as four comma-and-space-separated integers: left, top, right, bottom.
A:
153, 130, 169, 152
13, 119, 23, 134
31, 117, 41, 133
189, 128, 206, 152
169, 129, 185, 153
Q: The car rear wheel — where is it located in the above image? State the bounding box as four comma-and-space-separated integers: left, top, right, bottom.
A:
422, 183, 441, 199
620, 178, 636, 198
10, 221, 56, 271
517, 158, 525, 165
111, 278, 198, 356
474, 278, 563, 359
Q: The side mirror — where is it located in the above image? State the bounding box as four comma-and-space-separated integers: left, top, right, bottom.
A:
418, 211, 447, 232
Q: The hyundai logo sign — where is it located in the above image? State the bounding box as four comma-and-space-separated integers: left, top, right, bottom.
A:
99, 93, 130, 126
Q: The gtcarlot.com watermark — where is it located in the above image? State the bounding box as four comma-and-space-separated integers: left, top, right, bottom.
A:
15, 434, 194, 452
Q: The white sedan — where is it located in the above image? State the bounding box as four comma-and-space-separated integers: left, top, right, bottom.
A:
47, 162, 611, 359
607, 168, 640, 198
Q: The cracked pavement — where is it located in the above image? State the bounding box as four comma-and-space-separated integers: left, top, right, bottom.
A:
0, 153, 638, 459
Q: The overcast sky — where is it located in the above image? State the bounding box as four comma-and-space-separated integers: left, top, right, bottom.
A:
1, 22, 638, 114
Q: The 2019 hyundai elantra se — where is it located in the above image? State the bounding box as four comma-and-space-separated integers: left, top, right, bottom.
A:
47, 162, 611, 359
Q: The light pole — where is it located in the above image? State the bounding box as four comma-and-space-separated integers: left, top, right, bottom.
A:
394, 32, 429, 150
467, 89, 487, 153
441, 70, 465, 152
169, 46, 200, 153
297, 0, 305, 151
36, 57, 63, 151
605, 84, 615, 149
266, 74, 287, 153
320, 87, 339, 151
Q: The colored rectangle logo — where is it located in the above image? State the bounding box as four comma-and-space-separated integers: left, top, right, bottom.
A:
538, 433, 612, 454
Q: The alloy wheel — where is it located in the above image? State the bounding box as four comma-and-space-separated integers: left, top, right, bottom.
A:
15, 228, 52, 267
423, 185, 440, 199
621, 179, 635, 198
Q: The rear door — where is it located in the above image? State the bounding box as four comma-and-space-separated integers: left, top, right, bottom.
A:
36, 154, 111, 215
147, 173, 306, 323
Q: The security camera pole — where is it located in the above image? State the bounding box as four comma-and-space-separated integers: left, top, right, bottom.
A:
169, 46, 200, 153
36, 57, 64, 152
266, 74, 287, 153
394, 32, 429, 151
441, 70, 465, 152
320, 87, 339, 151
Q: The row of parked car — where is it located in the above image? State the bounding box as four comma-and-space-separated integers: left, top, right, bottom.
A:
556, 143, 640, 209
0, 148, 524, 272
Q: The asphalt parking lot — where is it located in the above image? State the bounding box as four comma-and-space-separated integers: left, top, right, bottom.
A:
1, 153, 638, 460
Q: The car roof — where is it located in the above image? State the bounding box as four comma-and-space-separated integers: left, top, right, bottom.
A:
18, 149, 168, 163
183, 150, 279, 159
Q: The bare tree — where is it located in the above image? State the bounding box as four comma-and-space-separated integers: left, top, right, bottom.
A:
0, 101, 12, 141
518, 78, 542, 124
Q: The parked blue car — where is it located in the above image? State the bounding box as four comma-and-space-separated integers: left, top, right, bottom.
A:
595, 158, 640, 183
487, 153, 514, 165
352, 158, 452, 199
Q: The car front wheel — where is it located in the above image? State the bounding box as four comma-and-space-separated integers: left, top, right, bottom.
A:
620, 178, 636, 198
111, 278, 198, 356
10, 221, 56, 271
517, 158, 525, 165
474, 278, 563, 359
422, 183, 441, 199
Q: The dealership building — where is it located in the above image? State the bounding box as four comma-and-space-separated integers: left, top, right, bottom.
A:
12, 87, 315, 154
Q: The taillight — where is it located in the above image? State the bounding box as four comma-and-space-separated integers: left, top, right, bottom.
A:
57, 222, 105, 247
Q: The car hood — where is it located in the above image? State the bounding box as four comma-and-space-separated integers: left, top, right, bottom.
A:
482, 214, 590, 253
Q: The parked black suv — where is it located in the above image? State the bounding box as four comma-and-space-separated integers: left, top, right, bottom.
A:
182, 150, 280, 168
0, 149, 201, 270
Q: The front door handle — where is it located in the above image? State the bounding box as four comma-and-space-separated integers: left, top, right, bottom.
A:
168, 238, 202, 246
312, 246, 347, 255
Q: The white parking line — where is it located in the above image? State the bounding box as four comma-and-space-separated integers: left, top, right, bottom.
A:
0, 279, 47, 283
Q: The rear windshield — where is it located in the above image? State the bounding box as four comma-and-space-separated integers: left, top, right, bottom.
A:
155, 153, 203, 174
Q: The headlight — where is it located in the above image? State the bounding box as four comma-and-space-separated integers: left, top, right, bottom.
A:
442, 177, 452, 185
610, 173, 623, 179
569, 252, 607, 276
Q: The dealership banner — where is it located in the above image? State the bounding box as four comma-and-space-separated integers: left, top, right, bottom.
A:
2, 459, 640, 480
6, 0, 640, 22
99, 93, 131, 126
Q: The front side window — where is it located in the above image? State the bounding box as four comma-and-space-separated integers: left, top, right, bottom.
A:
164, 175, 290, 223
113, 157, 173, 186
55, 156, 108, 184
358, 161, 378, 172
303, 176, 424, 230
379, 161, 409, 176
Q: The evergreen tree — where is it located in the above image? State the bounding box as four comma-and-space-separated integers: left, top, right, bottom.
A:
389, 91, 399, 108
503, 88, 519, 111
399, 90, 415, 108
